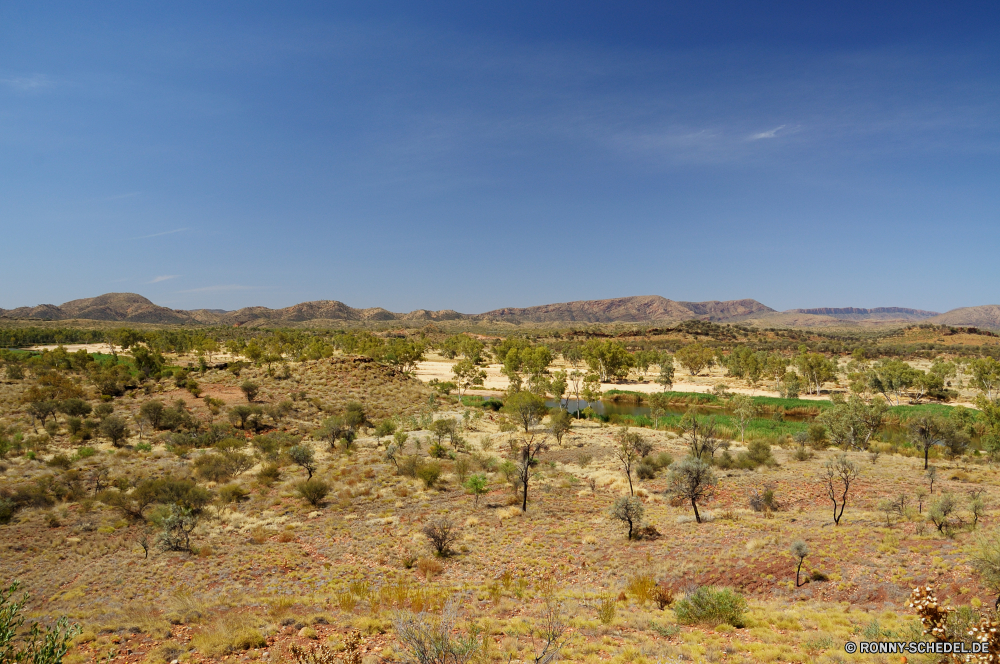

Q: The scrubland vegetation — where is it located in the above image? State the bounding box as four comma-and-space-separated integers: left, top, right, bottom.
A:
5, 320, 1000, 662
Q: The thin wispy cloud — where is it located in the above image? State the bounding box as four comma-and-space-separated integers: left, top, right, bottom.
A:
149, 275, 179, 283
1, 74, 53, 91
127, 227, 188, 240
749, 125, 787, 140
178, 285, 255, 293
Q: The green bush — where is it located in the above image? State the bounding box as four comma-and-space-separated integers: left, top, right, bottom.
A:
416, 462, 442, 489
674, 587, 748, 628
296, 479, 330, 506
0, 498, 14, 525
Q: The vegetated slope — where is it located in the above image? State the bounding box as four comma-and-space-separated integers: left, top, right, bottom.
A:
476, 295, 775, 323
785, 307, 939, 321
927, 305, 1000, 329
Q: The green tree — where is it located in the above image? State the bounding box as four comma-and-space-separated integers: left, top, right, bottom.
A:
764, 353, 789, 391
970, 357, 1000, 401
502, 391, 548, 433
728, 394, 760, 444
288, 444, 317, 479
240, 381, 260, 403
817, 394, 888, 451
99, 415, 129, 447
794, 349, 838, 396
452, 359, 486, 398
464, 474, 489, 507
908, 414, 966, 470
676, 343, 715, 376
655, 353, 675, 390
515, 436, 548, 511
548, 407, 572, 446
582, 339, 634, 382
868, 359, 921, 406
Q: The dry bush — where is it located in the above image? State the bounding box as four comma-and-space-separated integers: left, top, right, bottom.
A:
422, 518, 458, 556
653, 582, 674, 609
416, 558, 443, 580
625, 574, 657, 605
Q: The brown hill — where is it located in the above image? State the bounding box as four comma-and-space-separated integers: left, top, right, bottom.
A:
477, 295, 774, 323
927, 305, 1000, 329
0, 293, 195, 324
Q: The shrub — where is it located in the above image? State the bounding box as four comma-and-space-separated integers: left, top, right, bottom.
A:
218, 483, 249, 504
0, 580, 80, 662
296, 479, 330, 506
422, 518, 458, 556
256, 463, 281, 486
653, 582, 674, 609
99, 415, 129, 447
0, 498, 14, 525
597, 595, 616, 625
674, 587, 747, 627
416, 462, 442, 489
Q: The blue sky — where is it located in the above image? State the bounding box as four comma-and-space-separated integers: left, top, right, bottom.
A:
2, 2, 999, 314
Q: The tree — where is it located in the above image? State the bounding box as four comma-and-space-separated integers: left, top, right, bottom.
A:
132, 345, 164, 379
610, 496, 644, 540
613, 427, 642, 496
764, 354, 789, 391
452, 359, 486, 398
240, 381, 260, 402
0, 580, 80, 663
139, 400, 166, 430
99, 415, 129, 447
728, 394, 760, 444
154, 504, 199, 551
647, 392, 670, 430
675, 343, 715, 376
908, 414, 965, 470
549, 370, 568, 408
790, 541, 808, 587
288, 444, 317, 479
580, 374, 602, 408
503, 391, 548, 433
970, 357, 1000, 401
817, 394, 888, 451
515, 436, 548, 511
316, 416, 355, 451
822, 454, 859, 525
927, 465, 937, 494
680, 410, 724, 459
655, 353, 675, 390
868, 359, 921, 406
666, 457, 717, 523
582, 339, 634, 382
383, 338, 426, 374
567, 370, 585, 414
374, 420, 396, 446
794, 350, 838, 396
464, 474, 488, 507
548, 408, 572, 446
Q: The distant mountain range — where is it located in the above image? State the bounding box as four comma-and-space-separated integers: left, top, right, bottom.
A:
2, 293, 999, 329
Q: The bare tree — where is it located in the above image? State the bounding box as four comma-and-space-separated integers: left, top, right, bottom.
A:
505, 600, 571, 664
422, 518, 459, 557
515, 435, 549, 512
822, 454, 859, 525
666, 457, 717, 523
613, 427, 641, 496
680, 411, 724, 460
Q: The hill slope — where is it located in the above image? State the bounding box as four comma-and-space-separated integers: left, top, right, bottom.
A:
477, 295, 774, 323
927, 305, 1000, 329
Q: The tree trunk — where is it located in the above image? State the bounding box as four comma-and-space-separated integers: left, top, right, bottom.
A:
924, 447, 929, 470
522, 477, 528, 512
692, 498, 701, 524
627, 472, 634, 497
796, 560, 803, 587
